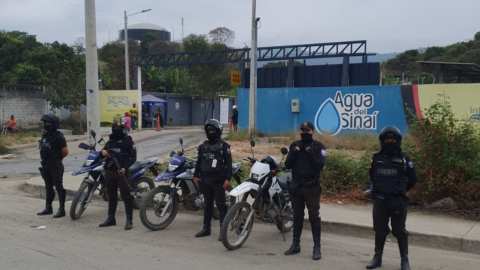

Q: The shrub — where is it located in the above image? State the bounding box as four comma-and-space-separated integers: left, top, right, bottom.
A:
320, 151, 372, 193
405, 93, 480, 211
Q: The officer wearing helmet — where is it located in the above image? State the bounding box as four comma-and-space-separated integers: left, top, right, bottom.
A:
99, 123, 137, 230
193, 119, 232, 241
37, 113, 69, 218
284, 121, 326, 261
366, 126, 417, 270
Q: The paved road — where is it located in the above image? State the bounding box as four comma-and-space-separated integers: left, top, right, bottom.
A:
1, 177, 479, 270
0, 130, 205, 174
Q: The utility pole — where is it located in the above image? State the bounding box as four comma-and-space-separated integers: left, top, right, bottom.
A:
84, 0, 101, 145
124, 11, 130, 90
181, 15, 184, 41
249, 0, 258, 136
169, 24, 175, 42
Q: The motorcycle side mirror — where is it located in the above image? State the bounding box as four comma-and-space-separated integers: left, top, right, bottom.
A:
281, 147, 288, 155
169, 151, 175, 157
179, 138, 183, 145
250, 140, 255, 147
90, 130, 96, 139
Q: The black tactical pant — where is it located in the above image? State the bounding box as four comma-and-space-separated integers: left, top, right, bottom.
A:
105, 170, 131, 217
40, 159, 65, 205
289, 184, 321, 221
203, 176, 227, 226
373, 195, 408, 238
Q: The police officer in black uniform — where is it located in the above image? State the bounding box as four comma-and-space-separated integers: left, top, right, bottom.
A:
37, 113, 69, 218
284, 121, 326, 261
99, 123, 137, 230
193, 119, 232, 241
366, 126, 417, 270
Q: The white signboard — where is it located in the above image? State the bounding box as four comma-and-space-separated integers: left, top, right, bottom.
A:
220, 98, 230, 125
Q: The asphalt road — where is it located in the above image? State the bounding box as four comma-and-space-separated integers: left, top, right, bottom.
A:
1, 177, 479, 270
0, 130, 205, 174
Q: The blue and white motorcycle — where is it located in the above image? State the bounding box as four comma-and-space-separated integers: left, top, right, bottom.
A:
69, 131, 158, 220
139, 138, 243, 231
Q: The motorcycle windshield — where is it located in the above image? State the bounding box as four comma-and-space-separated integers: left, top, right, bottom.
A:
169, 154, 186, 166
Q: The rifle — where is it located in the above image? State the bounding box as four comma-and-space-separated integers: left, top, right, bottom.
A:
107, 149, 131, 189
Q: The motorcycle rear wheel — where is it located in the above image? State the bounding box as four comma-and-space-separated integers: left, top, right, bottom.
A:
220, 201, 254, 250
139, 186, 179, 231
70, 181, 94, 220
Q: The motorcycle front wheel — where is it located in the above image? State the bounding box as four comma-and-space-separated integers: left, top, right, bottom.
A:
220, 201, 254, 250
70, 181, 94, 220
139, 186, 179, 231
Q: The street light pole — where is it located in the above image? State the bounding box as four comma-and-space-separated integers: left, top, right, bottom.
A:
124, 9, 151, 90
84, 0, 101, 145
108, 28, 113, 42
169, 24, 175, 42
249, 0, 258, 136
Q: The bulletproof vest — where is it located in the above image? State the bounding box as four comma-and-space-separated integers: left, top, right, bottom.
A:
372, 153, 408, 194
106, 138, 131, 169
200, 140, 224, 174
292, 141, 317, 182
39, 131, 62, 161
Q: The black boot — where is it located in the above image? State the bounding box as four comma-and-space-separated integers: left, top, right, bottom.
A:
99, 215, 116, 227
100, 196, 117, 227
195, 225, 211, 237
53, 189, 66, 218
37, 205, 53, 215
311, 217, 321, 260
398, 237, 411, 270
366, 234, 386, 269
124, 199, 133, 230
38, 188, 55, 215
285, 217, 303, 255
218, 207, 227, 241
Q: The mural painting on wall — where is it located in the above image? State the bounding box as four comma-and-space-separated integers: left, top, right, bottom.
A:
314, 91, 379, 135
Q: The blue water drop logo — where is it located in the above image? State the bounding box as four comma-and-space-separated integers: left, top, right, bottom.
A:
315, 98, 342, 135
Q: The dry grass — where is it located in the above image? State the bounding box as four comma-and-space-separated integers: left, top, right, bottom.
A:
0, 129, 42, 147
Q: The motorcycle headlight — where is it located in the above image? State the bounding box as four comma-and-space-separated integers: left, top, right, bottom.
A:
251, 173, 259, 181
167, 164, 178, 172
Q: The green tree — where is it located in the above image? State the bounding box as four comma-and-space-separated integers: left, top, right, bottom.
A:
385, 49, 419, 73
411, 72, 436, 84
183, 34, 231, 122
382, 76, 398, 85
208, 27, 235, 45
13, 64, 43, 85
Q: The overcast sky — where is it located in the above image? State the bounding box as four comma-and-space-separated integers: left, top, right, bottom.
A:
1, 0, 479, 53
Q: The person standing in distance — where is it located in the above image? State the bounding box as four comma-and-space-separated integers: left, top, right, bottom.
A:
232, 105, 238, 132
193, 119, 232, 241
99, 123, 137, 230
124, 112, 131, 137
366, 126, 417, 270
284, 121, 326, 261
37, 113, 69, 218
129, 103, 138, 130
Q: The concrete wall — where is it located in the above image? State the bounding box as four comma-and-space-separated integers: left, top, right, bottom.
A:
238, 84, 480, 135
0, 85, 48, 128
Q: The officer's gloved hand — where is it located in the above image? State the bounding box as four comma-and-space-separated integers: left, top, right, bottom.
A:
305, 144, 314, 154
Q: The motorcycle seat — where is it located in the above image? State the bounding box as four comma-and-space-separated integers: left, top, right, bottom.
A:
277, 172, 292, 190
129, 160, 151, 174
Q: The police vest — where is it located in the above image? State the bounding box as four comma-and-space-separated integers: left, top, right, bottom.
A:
39, 131, 63, 161
106, 138, 131, 169
292, 141, 318, 182
372, 153, 408, 194
200, 140, 224, 174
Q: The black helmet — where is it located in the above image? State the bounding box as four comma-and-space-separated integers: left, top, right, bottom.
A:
41, 113, 60, 131
204, 119, 223, 137
261, 155, 280, 170
379, 125, 402, 149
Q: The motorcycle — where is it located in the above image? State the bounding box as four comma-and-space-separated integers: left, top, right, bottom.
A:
2, 123, 19, 135
220, 140, 294, 250
69, 130, 158, 220
139, 137, 243, 231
